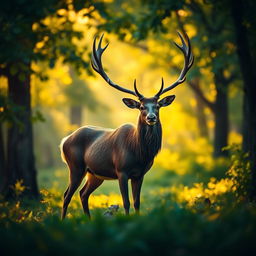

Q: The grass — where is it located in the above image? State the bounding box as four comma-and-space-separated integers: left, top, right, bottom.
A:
1, 160, 256, 256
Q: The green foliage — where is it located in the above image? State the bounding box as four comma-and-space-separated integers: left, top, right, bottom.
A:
100, 0, 240, 89
1, 163, 256, 255
99, 0, 185, 41
0, 191, 256, 256
0, 0, 107, 74
0, 92, 24, 127
31, 110, 46, 123
225, 144, 252, 201
0, 92, 45, 128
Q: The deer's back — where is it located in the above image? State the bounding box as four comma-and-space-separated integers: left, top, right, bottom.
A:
62, 124, 136, 177
62, 125, 113, 154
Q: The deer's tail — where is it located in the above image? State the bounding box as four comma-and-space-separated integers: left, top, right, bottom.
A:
59, 136, 70, 164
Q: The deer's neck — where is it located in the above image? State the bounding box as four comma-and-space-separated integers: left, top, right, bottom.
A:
135, 116, 162, 163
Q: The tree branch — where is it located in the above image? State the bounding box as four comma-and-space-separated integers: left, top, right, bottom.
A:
186, 0, 214, 33
188, 79, 215, 111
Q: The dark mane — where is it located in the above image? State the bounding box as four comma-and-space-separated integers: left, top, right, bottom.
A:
136, 116, 162, 163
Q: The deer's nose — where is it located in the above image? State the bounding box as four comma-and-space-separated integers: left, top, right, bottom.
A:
146, 113, 157, 125
147, 113, 156, 120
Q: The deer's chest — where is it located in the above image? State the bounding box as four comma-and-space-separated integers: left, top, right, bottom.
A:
115, 151, 154, 179
128, 165, 151, 179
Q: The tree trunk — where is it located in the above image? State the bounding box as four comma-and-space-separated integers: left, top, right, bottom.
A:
70, 105, 82, 126
195, 95, 208, 138
2, 64, 38, 198
0, 123, 5, 190
189, 77, 229, 157
213, 73, 229, 158
230, 0, 256, 200
191, 79, 209, 138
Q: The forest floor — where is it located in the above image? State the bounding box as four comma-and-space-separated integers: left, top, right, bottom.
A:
0, 165, 256, 256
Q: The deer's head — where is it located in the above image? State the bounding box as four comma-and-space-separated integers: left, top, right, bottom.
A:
91, 33, 193, 126
122, 81, 176, 126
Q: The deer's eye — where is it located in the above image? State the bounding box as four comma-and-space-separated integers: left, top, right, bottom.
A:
140, 105, 145, 111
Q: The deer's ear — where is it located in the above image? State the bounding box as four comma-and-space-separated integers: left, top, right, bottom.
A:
122, 98, 140, 109
158, 95, 176, 107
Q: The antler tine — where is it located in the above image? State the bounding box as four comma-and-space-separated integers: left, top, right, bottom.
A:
154, 78, 164, 99
160, 31, 194, 96
134, 79, 144, 99
91, 34, 137, 97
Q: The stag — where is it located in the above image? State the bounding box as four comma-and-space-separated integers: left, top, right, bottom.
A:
60, 32, 193, 219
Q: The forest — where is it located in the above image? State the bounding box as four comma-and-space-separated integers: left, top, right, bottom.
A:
0, 0, 256, 255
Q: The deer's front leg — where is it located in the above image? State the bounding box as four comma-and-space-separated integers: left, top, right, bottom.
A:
118, 173, 130, 215
131, 177, 143, 214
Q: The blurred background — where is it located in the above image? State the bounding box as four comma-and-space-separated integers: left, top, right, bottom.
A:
1, 0, 256, 254
1, 0, 255, 200
0, 0, 252, 199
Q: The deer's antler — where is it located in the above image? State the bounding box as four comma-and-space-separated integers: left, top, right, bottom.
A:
155, 31, 194, 98
91, 34, 144, 98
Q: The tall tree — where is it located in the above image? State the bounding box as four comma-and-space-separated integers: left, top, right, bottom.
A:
0, 121, 5, 189
0, 94, 6, 188
0, 0, 107, 198
193, 79, 209, 138
229, 0, 256, 199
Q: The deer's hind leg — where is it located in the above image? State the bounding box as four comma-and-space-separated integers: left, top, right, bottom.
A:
80, 172, 104, 218
61, 148, 87, 220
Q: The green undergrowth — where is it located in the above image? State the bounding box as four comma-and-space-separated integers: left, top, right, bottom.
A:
0, 197, 256, 256
1, 147, 255, 256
